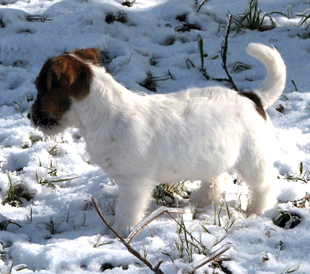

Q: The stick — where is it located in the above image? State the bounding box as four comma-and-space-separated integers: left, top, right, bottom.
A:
126, 206, 185, 244
91, 198, 165, 274
188, 244, 231, 272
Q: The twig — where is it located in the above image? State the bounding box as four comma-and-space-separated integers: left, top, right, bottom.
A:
126, 206, 185, 244
197, 0, 212, 13
91, 198, 165, 274
219, 14, 238, 91
187, 244, 231, 273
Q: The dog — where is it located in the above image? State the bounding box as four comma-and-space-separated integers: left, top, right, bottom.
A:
28, 43, 286, 236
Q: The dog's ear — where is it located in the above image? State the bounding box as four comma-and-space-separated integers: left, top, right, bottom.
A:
35, 57, 78, 94
46, 69, 69, 91
36, 54, 92, 100
34, 59, 66, 95
71, 48, 100, 65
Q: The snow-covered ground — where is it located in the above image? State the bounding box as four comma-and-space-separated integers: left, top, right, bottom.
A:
1, 0, 310, 273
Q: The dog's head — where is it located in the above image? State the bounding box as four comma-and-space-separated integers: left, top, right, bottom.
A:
28, 48, 100, 135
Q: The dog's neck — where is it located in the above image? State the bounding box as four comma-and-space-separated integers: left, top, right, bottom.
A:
71, 65, 138, 139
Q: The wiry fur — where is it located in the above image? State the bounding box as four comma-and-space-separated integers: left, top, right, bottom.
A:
29, 43, 286, 236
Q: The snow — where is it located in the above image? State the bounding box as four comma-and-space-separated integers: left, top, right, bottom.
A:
1, 0, 310, 273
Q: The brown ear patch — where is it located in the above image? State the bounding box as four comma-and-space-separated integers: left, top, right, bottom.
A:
71, 48, 101, 65
35, 54, 93, 100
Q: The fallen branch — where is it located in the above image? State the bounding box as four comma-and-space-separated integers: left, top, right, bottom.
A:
92, 198, 165, 274
92, 198, 230, 273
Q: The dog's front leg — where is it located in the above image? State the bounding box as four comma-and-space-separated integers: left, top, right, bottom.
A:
113, 179, 154, 237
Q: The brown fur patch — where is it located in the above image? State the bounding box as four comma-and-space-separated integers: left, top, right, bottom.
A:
71, 48, 100, 65
239, 92, 267, 121
32, 49, 96, 123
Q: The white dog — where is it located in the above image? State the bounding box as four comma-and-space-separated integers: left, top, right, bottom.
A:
28, 43, 286, 236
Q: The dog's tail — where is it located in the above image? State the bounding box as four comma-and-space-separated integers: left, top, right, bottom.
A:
246, 43, 286, 108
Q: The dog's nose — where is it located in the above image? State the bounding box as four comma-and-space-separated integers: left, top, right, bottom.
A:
27, 113, 31, 120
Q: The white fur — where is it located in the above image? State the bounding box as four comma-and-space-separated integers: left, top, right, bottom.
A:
247, 43, 286, 108
56, 43, 286, 236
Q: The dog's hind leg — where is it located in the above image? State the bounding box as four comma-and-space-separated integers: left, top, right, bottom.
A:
113, 179, 154, 237
190, 173, 230, 208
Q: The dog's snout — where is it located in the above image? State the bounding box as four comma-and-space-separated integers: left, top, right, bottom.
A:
27, 105, 59, 130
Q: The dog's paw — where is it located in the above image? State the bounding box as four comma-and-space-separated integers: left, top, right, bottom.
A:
111, 222, 131, 238
190, 174, 230, 208
190, 190, 213, 208
246, 212, 259, 218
